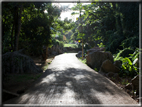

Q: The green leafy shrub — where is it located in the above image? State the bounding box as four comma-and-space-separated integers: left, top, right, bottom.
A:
59, 41, 64, 48
119, 48, 134, 57
114, 48, 134, 61
121, 36, 139, 49
105, 32, 122, 54
97, 42, 105, 48
79, 57, 86, 64
114, 48, 139, 77
129, 48, 139, 61
119, 57, 138, 77
52, 38, 64, 48
94, 68, 98, 72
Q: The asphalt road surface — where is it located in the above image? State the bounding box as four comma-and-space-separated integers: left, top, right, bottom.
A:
4, 53, 138, 106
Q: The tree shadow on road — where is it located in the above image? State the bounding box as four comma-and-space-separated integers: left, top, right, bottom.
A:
4, 67, 134, 105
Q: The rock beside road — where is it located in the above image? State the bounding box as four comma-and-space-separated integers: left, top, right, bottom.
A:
48, 45, 63, 56
99, 59, 120, 73
76, 51, 82, 58
86, 50, 113, 70
114, 60, 122, 69
87, 47, 105, 54
85, 47, 122, 82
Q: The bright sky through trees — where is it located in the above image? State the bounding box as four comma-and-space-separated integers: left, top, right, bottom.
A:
52, 3, 91, 22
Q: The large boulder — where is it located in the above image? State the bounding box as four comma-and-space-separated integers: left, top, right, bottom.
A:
52, 45, 56, 51
55, 45, 60, 54
2, 51, 42, 74
49, 45, 63, 55
76, 51, 82, 58
63, 47, 67, 52
51, 51, 57, 55
48, 48, 51, 55
86, 51, 113, 70
106, 72, 116, 77
93, 47, 105, 50
58, 48, 63, 54
114, 60, 122, 69
87, 47, 105, 54
100, 59, 120, 73
55, 45, 59, 53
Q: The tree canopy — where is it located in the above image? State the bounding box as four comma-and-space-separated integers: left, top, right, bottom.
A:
2, 2, 62, 56
2, 2, 139, 55
70, 2, 139, 54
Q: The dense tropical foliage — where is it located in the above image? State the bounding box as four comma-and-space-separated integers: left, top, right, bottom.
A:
70, 2, 139, 53
2, 2, 140, 77
2, 2, 140, 103
2, 2, 74, 56
69, 2, 139, 78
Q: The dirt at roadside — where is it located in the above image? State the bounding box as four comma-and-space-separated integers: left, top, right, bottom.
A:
106, 76, 139, 103
2, 55, 55, 102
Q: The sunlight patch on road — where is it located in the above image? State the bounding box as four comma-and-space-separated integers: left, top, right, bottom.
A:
59, 87, 78, 104
41, 73, 56, 84
74, 74, 85, 80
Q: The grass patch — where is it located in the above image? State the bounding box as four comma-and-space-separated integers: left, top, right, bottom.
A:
64, 44, 78, 48
41, 58, 53, 71
79, 58, 86, 64
94, 68, 98, 72
42, 64, 49, 71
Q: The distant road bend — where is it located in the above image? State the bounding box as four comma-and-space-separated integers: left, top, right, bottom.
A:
4, 53, 138, 105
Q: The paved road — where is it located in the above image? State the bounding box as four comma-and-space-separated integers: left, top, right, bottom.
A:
4, 53, 138, 105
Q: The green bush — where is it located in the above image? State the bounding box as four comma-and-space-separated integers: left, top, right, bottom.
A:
120, 48, 134, 58
114, 48, 134, 61
114, 48, 139, 78
52, 37, 64, 48
59, 41, 64, 48
94, 68, 98, 72
121, 36, 139, 49
119, 57, 138, 77
79, 57, 86, 64
97, 42, 105, 48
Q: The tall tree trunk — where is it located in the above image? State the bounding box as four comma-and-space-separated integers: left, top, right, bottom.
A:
112, 3, 124, 37
2, 19, 5, 53
79, 6, 84, 59
82, 38, 84, 59
11, 23, 15, 51
14, 4, 23, 51
116, 14, 123, 37
45, 46, 48, 60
